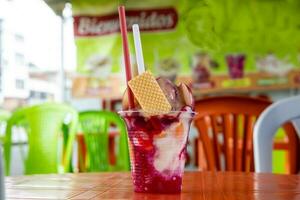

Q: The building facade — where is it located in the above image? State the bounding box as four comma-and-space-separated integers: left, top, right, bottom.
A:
0, 4, 61, 110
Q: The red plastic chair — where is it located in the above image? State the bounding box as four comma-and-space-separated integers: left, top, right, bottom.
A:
194, 96, 299, 173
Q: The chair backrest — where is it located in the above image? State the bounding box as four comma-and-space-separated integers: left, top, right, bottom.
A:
254, 95, 300, 173
0, 147, 5, 200
0, 112, 8, 199
79, 111, 130, 172
0, 110, 10, 122
194, 96, 299, 173
4, 103, 78, 175
0, 110, 10, 143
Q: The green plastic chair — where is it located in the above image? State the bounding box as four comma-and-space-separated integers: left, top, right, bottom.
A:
0, 110, 10, 121
79, 111, 130, 172
4, 103, 78, 175
0, 110, 10, 143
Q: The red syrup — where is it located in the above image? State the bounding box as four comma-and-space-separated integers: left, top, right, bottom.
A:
120, 107, 194, 193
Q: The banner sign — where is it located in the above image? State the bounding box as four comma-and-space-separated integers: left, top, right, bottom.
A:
71, 0, 300, 99
74, 7, 178, 37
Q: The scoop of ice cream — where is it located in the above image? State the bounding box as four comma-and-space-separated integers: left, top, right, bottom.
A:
156, 77, 182, 111
153, 121, 188, 172
122, 75, 194, 111
157, 77, 194, 110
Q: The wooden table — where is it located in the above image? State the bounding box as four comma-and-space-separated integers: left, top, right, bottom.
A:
5, 172, 300, 199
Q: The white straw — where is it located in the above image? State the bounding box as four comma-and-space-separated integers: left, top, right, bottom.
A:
132, 24, 145, 74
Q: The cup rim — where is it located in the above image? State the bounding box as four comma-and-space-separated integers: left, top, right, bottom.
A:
118, 110, 196, 117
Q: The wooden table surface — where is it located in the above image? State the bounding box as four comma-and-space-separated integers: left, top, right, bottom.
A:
5, 171, 300, 199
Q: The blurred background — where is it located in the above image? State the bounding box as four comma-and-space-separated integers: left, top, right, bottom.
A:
0, 0, 299, 111
0, 0, 300, 175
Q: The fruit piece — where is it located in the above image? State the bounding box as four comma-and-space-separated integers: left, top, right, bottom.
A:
174, 122, 184, 138
128, 71, 171, 115
178, 83, 194, 108
122, 88, 140, 110
154, 131, 167, 139
148, 117, 164, 134
132, 132, 153, 151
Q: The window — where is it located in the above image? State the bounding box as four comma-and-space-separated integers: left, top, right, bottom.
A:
40, 92, 47, 99
15, 53, 24, 66
28, 62, 37, 68
15, 34, 24, 43
16, 79, 24, 89
0, 71, 2, 92
3, 59, 8, 66
29, 91, 36, 98
29, 91, 48, 100
1, 58, 8, 67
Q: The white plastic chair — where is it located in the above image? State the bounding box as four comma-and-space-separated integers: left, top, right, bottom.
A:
254, 95, 300, 173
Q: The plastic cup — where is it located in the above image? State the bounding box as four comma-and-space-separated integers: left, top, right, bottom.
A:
119, 110, 194, 193
226, 54, 246, 79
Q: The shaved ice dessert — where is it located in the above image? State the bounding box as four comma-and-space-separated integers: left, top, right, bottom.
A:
119, 71, 194, 193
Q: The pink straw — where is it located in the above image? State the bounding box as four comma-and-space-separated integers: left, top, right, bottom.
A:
118, 6, 134, 109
